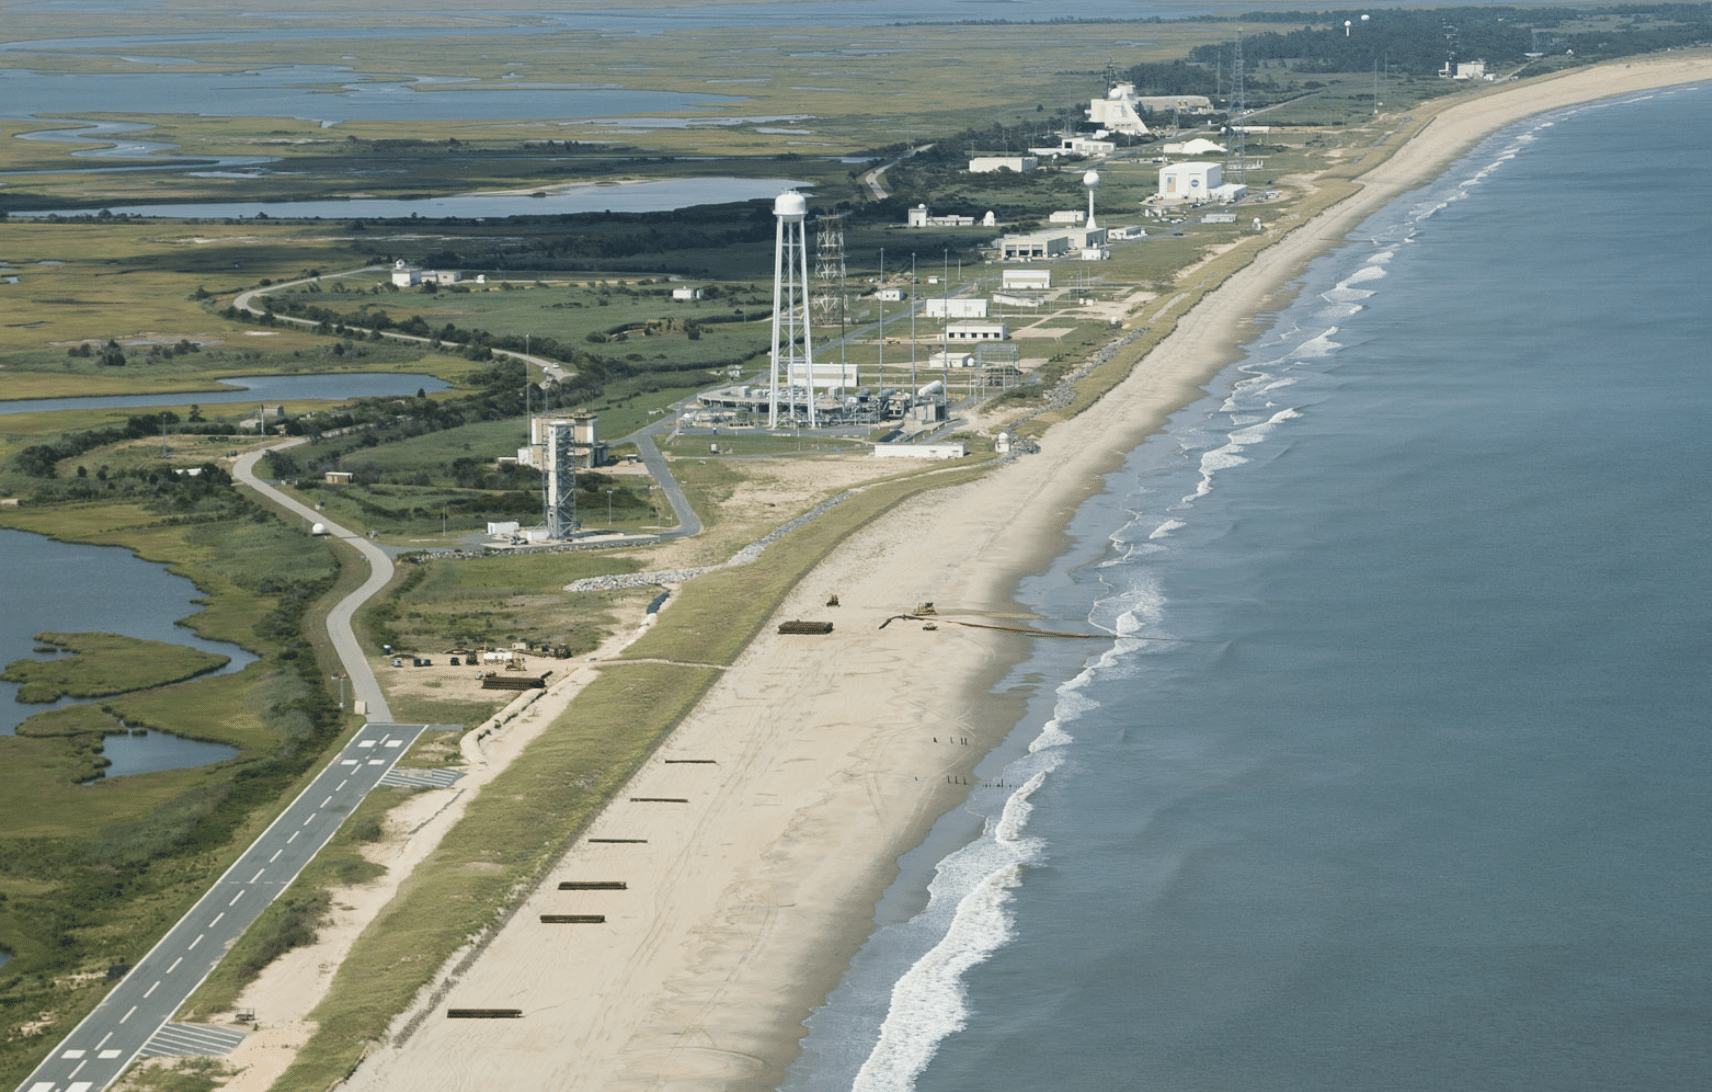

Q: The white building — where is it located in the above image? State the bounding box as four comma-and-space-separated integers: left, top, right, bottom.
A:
1158, 161, 1223, 204
945, 321, 1008, 342
924, 297, 989, 319
876, 287, 905, 302
1049, 210, 1086, 225
518, 413, 606, 470
969, 156, 1037, 174
1209, 183, 1249, 204
1138, 94, 1213, 113
1441, 60, 1488, 80
1031, 136, 1116, 159
874, 442, 968, 460
1086, 82, 1151, 136
1161, 137, 1227, 156
390, 259, 421, 287
992, 291, 1043, 309
907, 204, 976, 228
1002, 268, 1051, 290
997, 230, 1072, 260
671, 287, 704, 300
929, 351, 976, 369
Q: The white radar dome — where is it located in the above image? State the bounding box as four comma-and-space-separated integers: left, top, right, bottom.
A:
1083, 170, 1101, 189
1107, 87, 1124, 99
773, 191, 807, 220
310, 522, 329, 536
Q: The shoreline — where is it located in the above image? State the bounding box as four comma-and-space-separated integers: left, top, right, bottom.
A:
300, 53, 1709, 1092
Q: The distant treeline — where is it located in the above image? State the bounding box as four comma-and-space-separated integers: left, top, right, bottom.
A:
1185, 6, 1712, 77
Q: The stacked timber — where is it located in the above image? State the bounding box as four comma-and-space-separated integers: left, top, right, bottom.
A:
481, 672, 548, 691
778, 620, 834, 635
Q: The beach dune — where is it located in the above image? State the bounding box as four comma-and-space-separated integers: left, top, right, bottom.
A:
338, 54, 1712, 1092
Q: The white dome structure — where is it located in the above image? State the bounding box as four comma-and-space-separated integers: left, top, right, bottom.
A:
773, 190, 807, 222
1083, 171, 1101, 230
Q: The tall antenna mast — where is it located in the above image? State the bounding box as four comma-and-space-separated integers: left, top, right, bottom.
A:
1232, 30, 1247, 188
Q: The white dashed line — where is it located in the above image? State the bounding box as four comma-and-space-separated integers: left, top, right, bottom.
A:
96, 1033, 112, 1049
229, 891, 244, 906
321, 795, 333, 807
269, 849, 282, 862
67, 1064, 86, 1080
211, 913, 224, 926
337, 779, 348, 791
287, 830, 299, 843
120, 1006, 137, 1023
250, 868, 265, 883
143, 981, 159, 998
188, 935, 203, 950
167, 957, 182, 973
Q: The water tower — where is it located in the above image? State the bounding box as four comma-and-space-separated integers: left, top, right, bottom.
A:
768, 190, 817, 428
1083, 170, 1101, 231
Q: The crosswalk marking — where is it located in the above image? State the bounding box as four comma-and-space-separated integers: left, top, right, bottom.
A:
379, 767, 466, 790
139, 1023, 248, 1059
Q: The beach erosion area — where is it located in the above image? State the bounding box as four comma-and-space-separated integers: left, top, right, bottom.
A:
207, 51, 1712, 1092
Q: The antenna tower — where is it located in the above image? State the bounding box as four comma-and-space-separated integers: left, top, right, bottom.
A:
1232, 30, 1247, 187
813, 213, 846, 329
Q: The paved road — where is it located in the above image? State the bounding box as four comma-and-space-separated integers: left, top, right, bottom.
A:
232, 268, 569, 386
13, 722, 436, 1092
231, 442, 394, 721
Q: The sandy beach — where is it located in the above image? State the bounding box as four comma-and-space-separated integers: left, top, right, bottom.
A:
252, 53, 1711, 1092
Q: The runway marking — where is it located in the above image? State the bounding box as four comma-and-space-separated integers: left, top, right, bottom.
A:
367, 759, 383, 765
188, 935, 202, 950
287, 830, 299, 843
299, 815, 312, 826
121, 1006, 137, 1023
61, 1050, 85, 1059
321, 795, 333, 807
384, 739, 402, 748
28, 1082, 54, 1092
229, 891, 244, 906
167, 958, 182, 973
359, 740, 375, 748
143, 981, 159, 998
341, 759, 358, 766
96, 1034, 112, 1049
98, 1051, 121, 1060
68, 1083, 91, 1092
269, 849, 282, 862
250, 868, 265, 883
211, 913, 224, 926
337, 779, 348, 790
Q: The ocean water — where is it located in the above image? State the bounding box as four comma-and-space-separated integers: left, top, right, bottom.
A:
789, 84, 1712, 1091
